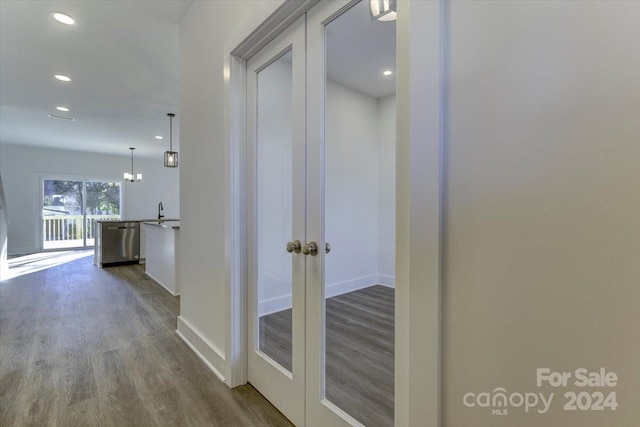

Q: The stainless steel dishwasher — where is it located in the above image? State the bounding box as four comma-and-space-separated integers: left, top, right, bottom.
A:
94, 221, 140, 267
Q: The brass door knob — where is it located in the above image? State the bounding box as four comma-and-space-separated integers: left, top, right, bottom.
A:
302, 241, 318, 256
286, 240, 302, 253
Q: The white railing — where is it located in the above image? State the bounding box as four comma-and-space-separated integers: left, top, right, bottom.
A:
43, 214, 120, 246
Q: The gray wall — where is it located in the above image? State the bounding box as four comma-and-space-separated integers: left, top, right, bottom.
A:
442, 1, 640, 425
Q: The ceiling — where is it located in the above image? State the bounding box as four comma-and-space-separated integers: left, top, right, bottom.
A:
0, 0, 192, 159
0, 0, 394, 159
326, 0, 396, 99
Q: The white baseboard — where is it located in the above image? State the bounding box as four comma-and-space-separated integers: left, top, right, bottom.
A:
176, 316, 226, 383
259, 294, 292, 316
377, 274, 395, 288
7, 247, 37, 257
325, 274, 379, 299
145, 272, 177, 296
258, 274, 396, 316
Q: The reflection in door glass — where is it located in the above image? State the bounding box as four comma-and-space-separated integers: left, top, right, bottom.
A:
256, 50, 295, 373
324, 1, 396, 426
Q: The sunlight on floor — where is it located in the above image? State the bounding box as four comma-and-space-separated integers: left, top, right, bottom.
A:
1, 249, 93, 282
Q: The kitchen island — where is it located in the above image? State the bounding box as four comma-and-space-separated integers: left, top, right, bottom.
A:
143, 220, 180, 295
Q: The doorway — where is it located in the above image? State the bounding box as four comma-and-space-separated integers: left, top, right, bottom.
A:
41, 177, 121, 250
245, 1, 396, 425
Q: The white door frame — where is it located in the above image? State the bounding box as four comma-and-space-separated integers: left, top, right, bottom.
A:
223, 1, 444, 426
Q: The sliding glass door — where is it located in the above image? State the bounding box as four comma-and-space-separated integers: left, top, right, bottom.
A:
42, 178, 121, 250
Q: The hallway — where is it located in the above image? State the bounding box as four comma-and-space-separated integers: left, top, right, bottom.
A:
0, 256, 291, 427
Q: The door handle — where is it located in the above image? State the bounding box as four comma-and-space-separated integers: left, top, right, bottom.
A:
286, 240, 302, 253
302, 241, 318, 256
301, 242, 330, 256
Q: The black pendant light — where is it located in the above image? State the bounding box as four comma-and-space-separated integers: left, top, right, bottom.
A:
164, 113, 178, 168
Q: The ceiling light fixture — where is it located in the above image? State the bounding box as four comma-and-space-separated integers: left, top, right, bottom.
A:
383, 70, 393, 76
155, 136, 163, 140
51, 12, 76, 25
56, 106, 70, 112
164, 113, 178, 168
124, 148, 142, 182
54, 74, 72, 82
370, 0, 397, 21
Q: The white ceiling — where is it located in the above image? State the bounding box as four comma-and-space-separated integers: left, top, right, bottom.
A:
326, 0, 396, 99
0, 0, 394, 159
0, 0, 192, 158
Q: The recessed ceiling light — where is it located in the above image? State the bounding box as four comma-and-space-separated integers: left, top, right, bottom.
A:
48, 114, 75, 121
54, 74, 72, 82
155, 136, 164, 140
383, 70, 393, 76
56, 106, 70, 112
51, 12, 76, 25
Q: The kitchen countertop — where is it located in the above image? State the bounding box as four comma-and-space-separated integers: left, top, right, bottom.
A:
96, 218, 180, 224
143, 220, 180, 230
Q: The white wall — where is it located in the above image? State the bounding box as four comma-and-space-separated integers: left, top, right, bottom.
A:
0, 208, 7, 279
0, 143, 179, 255
178, 0, 284, 379
256, 55, 294, 314
325, 80, 381, 293
441, 1, 640, 426
0, 173, 7, 277
377, 94, 396, 281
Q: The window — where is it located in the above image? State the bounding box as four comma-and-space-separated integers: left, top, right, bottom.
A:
42, 178, 121, 249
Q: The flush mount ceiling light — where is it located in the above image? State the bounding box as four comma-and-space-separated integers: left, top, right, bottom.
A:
51, 12, 76, 25
56, 106, 70, 112
155, 136, 163, 140
383, 69, 393, 76
164, 113, 178, 168
124, 147, 142, 182
370, 0, 396, 21
54, 74, 72, 82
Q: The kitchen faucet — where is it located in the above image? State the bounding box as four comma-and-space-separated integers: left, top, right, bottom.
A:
158, 202, 164, 220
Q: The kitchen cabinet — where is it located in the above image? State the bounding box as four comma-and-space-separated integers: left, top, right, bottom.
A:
143, 221, 179, 295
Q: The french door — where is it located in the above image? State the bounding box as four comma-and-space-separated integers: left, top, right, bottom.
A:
247, 1, 394, 426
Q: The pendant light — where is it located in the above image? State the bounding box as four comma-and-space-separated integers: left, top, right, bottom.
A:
124, 147, 142, 182
370, 0, 396, 21
164, 113, 178, 168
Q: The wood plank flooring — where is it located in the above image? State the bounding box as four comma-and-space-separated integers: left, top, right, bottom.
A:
259, 285, 394, 427
0, 254, 292, 427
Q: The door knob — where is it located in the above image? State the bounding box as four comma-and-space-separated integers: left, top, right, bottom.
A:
325, 242, 331, 254
302, 241, 318, 256
286, 240, 302, 253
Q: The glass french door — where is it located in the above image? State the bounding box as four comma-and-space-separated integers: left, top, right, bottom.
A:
246, 15, 307, 427
247, 1, 395, 426
42, 178, 121, 249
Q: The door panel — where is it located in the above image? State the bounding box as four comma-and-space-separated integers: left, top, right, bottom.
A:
321, 1, 396, 423
306, 1, 375, 426
247, 2, 396, 425
246, 15, 306, 427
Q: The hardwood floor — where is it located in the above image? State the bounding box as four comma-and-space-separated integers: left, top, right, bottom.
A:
0, 254, 292, 427
260, 285, 395, 427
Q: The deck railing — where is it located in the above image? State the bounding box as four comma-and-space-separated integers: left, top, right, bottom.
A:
43, 214, 120, 246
